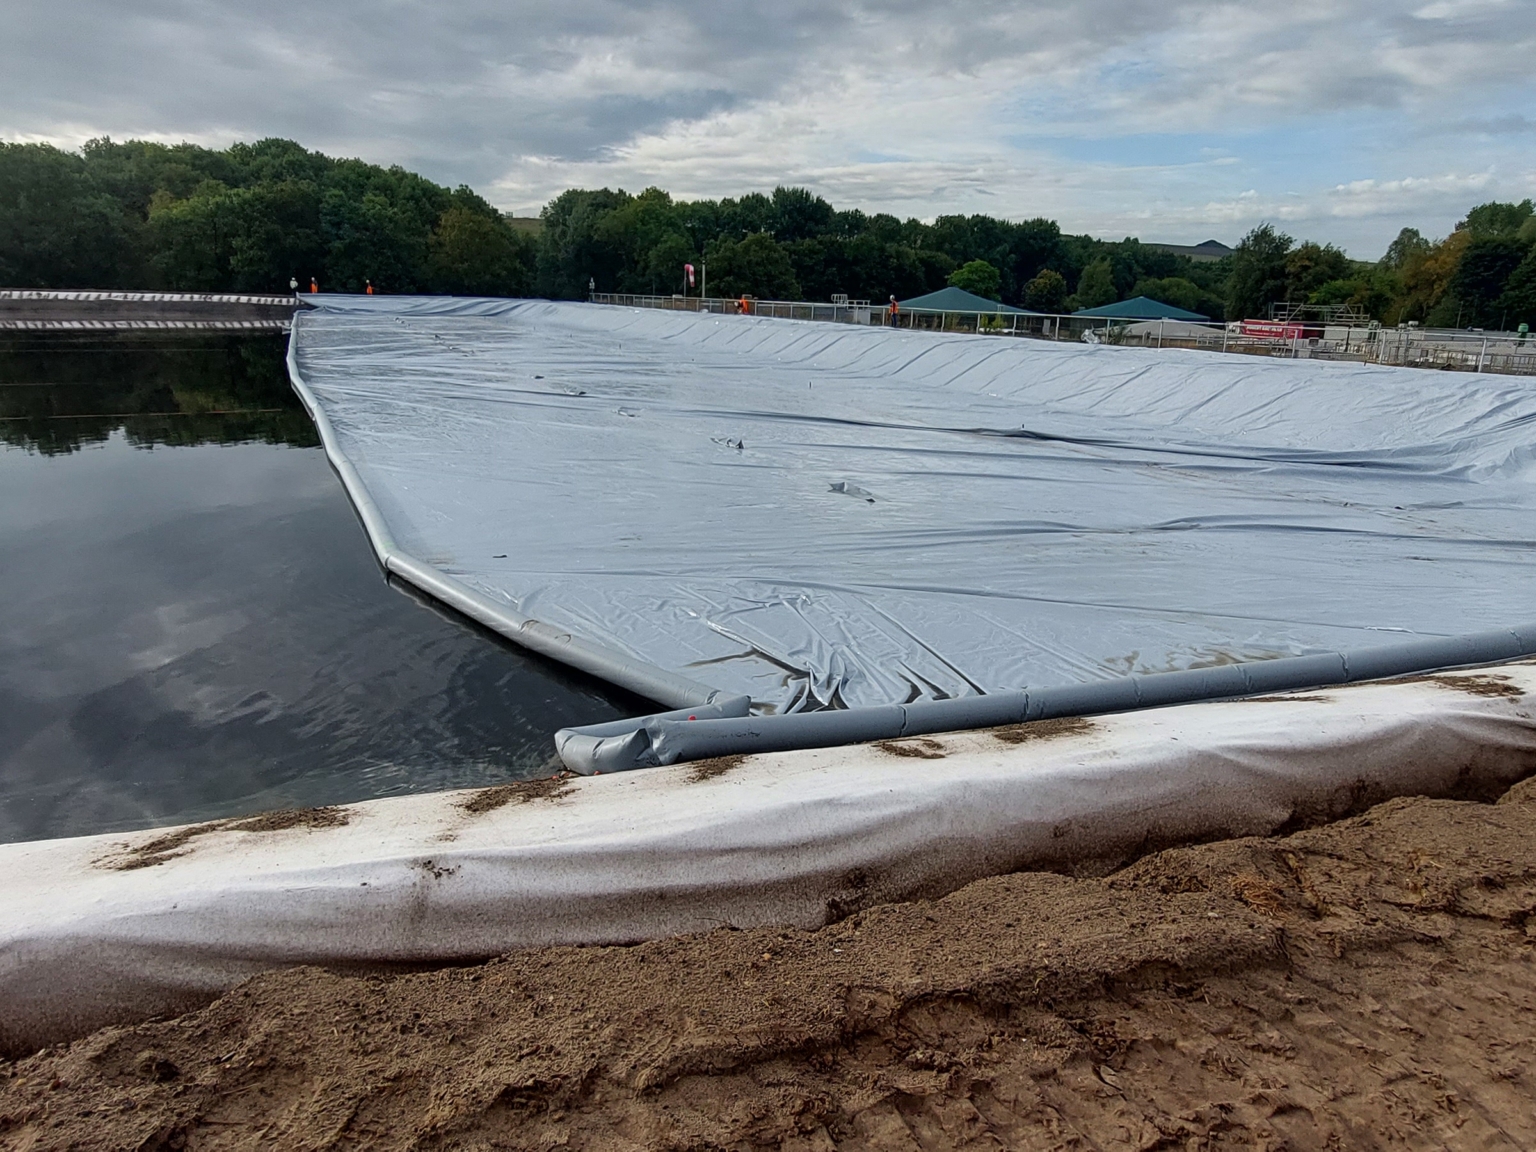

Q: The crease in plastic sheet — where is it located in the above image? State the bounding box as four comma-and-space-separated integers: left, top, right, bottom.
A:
289, 296, 1536, 715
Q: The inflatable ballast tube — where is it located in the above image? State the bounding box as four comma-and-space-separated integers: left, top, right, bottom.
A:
4, 665, 1536, 1055
554, 625, 1536, 772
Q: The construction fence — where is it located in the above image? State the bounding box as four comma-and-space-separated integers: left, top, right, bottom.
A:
590, 292, 1536, 376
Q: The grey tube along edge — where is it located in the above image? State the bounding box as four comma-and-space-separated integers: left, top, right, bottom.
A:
553, 625, 1536, 774
285, 321, 728, 714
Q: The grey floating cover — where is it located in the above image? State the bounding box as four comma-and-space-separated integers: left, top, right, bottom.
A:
289, 296, 1536, 717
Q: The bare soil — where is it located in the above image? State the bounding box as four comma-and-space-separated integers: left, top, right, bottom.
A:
5, 779, 1536, 1150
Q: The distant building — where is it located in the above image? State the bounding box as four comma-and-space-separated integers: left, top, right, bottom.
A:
1143, 240, 1233, 263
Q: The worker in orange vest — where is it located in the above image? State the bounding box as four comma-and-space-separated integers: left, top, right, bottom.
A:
738, 295, 751, 315
888, 295, 899, 324
365, 279, 374, 295
310, 277, 319, 294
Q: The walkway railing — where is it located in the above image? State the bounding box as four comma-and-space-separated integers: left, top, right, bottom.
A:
0, 289, 300, 331
590, 292, 1536, 376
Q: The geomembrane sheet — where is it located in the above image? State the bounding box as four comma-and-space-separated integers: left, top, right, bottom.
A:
290, 296, 1536, 714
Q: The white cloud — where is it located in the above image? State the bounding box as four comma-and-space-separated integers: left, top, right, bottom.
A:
3, 0, 1534, 253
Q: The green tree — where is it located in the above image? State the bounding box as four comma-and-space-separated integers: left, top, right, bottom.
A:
1394, 230, 1470, 326
1309, 270, 1397, 320
948, 259, 1002, 300
914, 249, 957, 292
146, 180, 244, 290
1225, 224, 1293, 320
536, 187, 632, 298
1380, 227, 1431, 270
1458, 200, 1534, 238
766, 187, 834, 243
0, 143, 141, 287
589, 187, 696, 294
1495, 248, 1536, 328
705, 232, 800, 299
427, 205, 534, 296
320, 187, 425, 293
1130, 276, 1214, 316
1023, 268, 1068, 312
1450, 237, 1530, 328
1284, 242, 1352, 302
1073, 258, 1117, 309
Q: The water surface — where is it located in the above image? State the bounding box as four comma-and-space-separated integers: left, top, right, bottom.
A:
0, 333, 645, 843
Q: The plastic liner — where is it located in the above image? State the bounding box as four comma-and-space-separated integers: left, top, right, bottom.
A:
288, 297, 1536, 764
286, 319, 726, 712
5, 667, 1536, 1055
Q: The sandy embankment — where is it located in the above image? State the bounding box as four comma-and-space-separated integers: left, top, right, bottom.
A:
3, 775, 1535, 1150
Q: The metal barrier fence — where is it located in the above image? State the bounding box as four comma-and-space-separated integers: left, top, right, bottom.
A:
590, 292, 1536, 376
0, 289, 300, 332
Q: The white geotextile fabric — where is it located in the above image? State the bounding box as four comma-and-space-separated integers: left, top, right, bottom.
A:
4, 668, 1536, 1054
291, 297, 1536, 713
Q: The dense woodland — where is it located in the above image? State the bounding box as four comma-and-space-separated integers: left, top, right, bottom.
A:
3, 137, 1534, 327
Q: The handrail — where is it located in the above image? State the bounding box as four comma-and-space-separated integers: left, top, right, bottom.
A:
588, 293, 1536, 375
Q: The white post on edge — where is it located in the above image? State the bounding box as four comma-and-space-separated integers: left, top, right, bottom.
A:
1478, 335, 1489, 373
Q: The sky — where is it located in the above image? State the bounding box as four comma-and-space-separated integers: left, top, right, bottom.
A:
3, 0, 1534, 257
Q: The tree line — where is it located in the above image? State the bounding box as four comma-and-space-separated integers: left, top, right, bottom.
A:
0, 137, 532, 297
2, 137, 1533, 328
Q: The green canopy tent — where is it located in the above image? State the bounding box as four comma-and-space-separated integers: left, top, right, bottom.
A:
1072, 296, 1210, 321
893, 287, 1041, 332
897, 287, 1038, 314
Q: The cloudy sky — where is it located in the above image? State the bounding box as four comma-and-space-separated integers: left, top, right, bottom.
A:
4, 0, 1533, 256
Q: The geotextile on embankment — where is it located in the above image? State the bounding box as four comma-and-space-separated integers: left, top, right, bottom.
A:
3, 775, 1536, 1150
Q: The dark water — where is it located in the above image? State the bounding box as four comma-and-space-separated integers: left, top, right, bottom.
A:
0, 333, 647, 844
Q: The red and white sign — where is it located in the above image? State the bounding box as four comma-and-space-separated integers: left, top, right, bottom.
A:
1241, 320, 1307, 340
684, 263, 695, 287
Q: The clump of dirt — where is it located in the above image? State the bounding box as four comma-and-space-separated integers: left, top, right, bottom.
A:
13, 778, 1536, 1150
459, 776, 574, 815
990, 714, 1094, 745
224, 807, 349, 834
106, 823, 221, 871
1436, 672, 1527, 698
1387, 671, 1527, 699
874, 737, 947, 759
686, 754, 748, 783
103, 807, 352, 870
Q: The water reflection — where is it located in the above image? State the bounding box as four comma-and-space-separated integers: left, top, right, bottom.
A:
0, 332, 317, 453
0, 334, 646, 843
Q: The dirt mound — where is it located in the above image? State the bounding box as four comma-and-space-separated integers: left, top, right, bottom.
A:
5, 779, 1536, 1150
